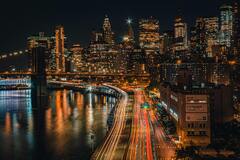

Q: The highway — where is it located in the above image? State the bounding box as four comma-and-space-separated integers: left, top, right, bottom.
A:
91, 85, 128, 160
126, 90, 154, 160
126, 89, 176, 160
149, 107, 176, 160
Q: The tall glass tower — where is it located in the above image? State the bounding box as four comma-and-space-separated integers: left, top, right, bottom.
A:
219, 5, 233, 47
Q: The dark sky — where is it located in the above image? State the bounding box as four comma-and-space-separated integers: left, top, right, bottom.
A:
0, 0, 231, 52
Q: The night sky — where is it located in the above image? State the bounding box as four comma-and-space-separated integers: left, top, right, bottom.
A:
0, 0, 233, 52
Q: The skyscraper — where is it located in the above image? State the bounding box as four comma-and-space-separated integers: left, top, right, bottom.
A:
159, 30, 174, 54
127, 48, 147, 75
232, 2, 240, 55
190, 17, 219, 57
190, 17, 207, 56
205, 17, 219, 57
126, 18, 135, 44
174, 16, 188, 53
103, 15, 114, 45
70, 44, 84, 72
139, 18, 160, 52
139, 17, 160, 76
88, 29, 118, 74
55, 25, 66, 72
122, 18, 135, 48
219, 5, 233, 48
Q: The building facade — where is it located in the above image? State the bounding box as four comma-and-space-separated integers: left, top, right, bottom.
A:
159, 72, 233, 146
232, 2, 240, 55
204, 17, 219, 57
70, 44, 85, 72
219, 5, 233, 48
160, 30, 174, 54
139, 18, 160, 52
174, 16, 188, 53
103, 15, 115, 45
55, 25, 66, 73
160, 83, 211, 146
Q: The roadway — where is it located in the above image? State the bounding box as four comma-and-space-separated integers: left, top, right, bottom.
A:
149, 109, 176, 160
126, 90, 154, 160
91, 86, 128, 160
0, 72, 150, 77
126, 89, 176, 160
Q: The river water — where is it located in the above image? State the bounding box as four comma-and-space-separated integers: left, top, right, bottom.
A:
0, 89, 117, 160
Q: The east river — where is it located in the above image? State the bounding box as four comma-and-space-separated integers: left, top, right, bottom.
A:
0, 89, 117, 160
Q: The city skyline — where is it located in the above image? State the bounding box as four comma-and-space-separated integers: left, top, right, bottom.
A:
0, 1, 239, 159
0, 0, 234, 52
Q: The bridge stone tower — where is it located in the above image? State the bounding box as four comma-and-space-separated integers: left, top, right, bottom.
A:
31, 46, 48, 108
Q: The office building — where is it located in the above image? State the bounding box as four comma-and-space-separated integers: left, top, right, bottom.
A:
103, 15, 115, 45
204, 17, 219, 57
159, 30, 174, 54
122, 18, 135, 49
70, 44, 84, 72
55, 25, 66, 72
159, 71, 233, 146
219, 5, 233, 48
139, 17, 160, 74
88, 30, 118, 74
139, 18, 160, 52
174, 16, 188, 53
160, 83, 211, 146
233, 2, 240, 55
190, 17, 219, 57
127, 47, 147, 75
209, 63, 230, 85
190, 17, 207, 56
159, 63, 209, 83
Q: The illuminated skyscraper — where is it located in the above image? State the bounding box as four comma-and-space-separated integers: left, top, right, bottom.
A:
190, 17, 219, 57
102, 15, 114, 45
91, 31, 104, 42
190, 17, 207, 56
127, 48, 147, 75
139, 18, 160, 52
219, 5, 233, 48
88, 30, 118, 74
233, 2, 240, 55
70, 44, 84, 72
89, 31, 109, 55
123, 18, 135, 48
55, 25, 65, 72
126, 18, 135, 44
204, 17, 219, 57
174, 16, 188, 53
159, 30, 174, 54
139, 17, 160, 76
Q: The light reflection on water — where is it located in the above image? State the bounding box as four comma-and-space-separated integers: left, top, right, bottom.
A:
0, 89, 116, 160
